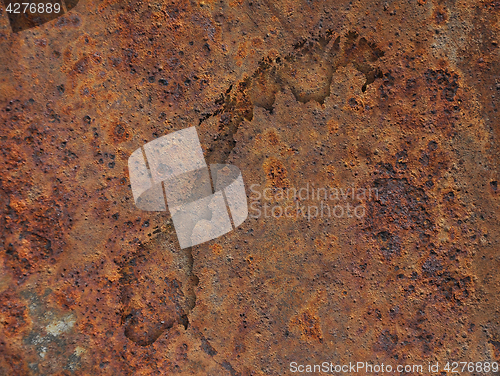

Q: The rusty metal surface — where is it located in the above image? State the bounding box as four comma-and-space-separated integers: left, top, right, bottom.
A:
0, 0, 500, 374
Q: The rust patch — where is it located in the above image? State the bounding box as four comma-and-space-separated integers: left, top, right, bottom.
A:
290, 308, 323, 343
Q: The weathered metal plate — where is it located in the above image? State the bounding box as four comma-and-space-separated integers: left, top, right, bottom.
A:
0, 0, 499, 374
